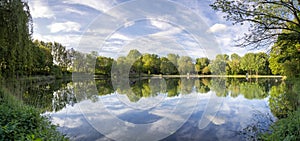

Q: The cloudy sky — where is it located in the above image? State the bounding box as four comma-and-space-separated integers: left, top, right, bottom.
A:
28, 0, 266, 59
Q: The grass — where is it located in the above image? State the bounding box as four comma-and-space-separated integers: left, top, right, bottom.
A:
0, 86, 68, 141
261, 109, 300, 141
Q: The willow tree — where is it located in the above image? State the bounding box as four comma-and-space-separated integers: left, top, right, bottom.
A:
0, 0, 33, 77
211, 0, 300, 48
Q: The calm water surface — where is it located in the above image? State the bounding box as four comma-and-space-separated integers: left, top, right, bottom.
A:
18, 77, 295, 141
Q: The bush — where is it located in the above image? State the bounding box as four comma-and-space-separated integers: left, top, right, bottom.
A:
261, 109, 300, 141
0, 87, 68, 140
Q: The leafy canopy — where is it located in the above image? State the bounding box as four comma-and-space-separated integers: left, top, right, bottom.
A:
211, 0, 300, 49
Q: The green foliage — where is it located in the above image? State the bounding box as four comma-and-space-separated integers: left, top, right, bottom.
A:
261, 109, 300, 141
195, 57, 210, 74
269, 37, 300, 77
177, 56, 194, 74
142, 54, 161, 74
209, 54, 229, 75
269, 80, 300, 118
160, 57, 178, 75
95, 56, 114, 75
0, 0, 33, 78
0, 87, 68, 140
240, 53, 256, 75
210, 0, 300, 48
0, 0, 72, 78
51, 65, 63, 79
228, 53, 241, 75
99, 49, 278, 76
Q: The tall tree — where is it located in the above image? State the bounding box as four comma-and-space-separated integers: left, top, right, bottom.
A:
210, 0, 300, 48
160, 57, 178, 75
240, 53, 256, 75
95, 56, 114, 75
142, 54, 161, 74
178, 56, 194, 74
209, 54, 229, 75
167, 53, 179, 68
255, 52, 270, 75
52, 42, 72, 73
0, 0, 33, 77
228, 53, 241, 75
126, 49, 142, 75
269, 35, 300, 76
195, 57, 210, 74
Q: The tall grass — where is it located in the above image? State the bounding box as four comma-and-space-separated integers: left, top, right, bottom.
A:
0, 85, 68, 140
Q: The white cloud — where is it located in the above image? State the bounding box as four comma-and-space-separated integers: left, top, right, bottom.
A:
32, 33, 81, 49
150, 20, 172, 30
151, 28, 182, 37
208, 23, 228, 33
47, 21, 81, 33
65, 8, 87, 15
63, 0, 117, 12
110, 33, 132, 41
28, 0, 54, 19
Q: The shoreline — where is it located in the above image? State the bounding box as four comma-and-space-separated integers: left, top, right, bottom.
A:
151, 75, 284, 78
94, 74, 284, 79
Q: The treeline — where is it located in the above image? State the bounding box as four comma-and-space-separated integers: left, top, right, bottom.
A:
0, 0, 72, 79
88, 49, 274, 76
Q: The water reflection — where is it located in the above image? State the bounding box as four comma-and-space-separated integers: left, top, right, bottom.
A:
93, 78, 274, 101
15, 78, 300, 140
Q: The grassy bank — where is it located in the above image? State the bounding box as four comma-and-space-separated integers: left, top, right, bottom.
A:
261, 109, 300, 140
261, 78, 300, 140
0, 86, 68, 140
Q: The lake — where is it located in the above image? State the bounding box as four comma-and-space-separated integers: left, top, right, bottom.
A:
15, 77, 298, 141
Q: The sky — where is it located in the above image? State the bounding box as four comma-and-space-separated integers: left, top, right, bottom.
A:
28, 0, 267, 59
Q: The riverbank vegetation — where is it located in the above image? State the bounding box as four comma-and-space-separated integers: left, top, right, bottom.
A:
211, 0, 300, 140
1, 0, 299, 140
89, 48, 294, 78
0, 86, 67, 140
0, 0, 72, 79
0, 0, 69, 140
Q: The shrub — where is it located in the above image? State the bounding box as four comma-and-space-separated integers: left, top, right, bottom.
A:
261, 109, 300, 141
0, 87, 68, 140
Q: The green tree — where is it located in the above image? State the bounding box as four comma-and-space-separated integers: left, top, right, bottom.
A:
0, 0, 33, 78
210, 0, 300, 48
127, 49, 142, 75
209, 54, 229, 75
228, 53, 241, 75
160, 57, 178, 75
95, 56, 114, 75
195, 57, 209, 74
269, 36, 300, 76
33, 42, 53, 75
142, 54, 161, 74
178, 56, 194, 74
52, 42, 72, 73
255, 52, 270, 75
167, 53, 179, 68
202, 66, 211, 75
240, 53, 256, 75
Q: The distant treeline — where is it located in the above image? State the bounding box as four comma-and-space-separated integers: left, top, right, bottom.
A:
0, 1, 72, 79
1, 0, 298, 79
75, 49, 290, 76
